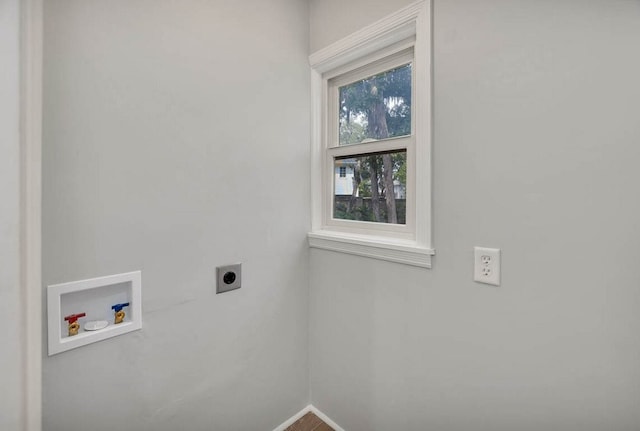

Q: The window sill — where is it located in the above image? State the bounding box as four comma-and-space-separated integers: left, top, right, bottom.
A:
307, 230, 434, 268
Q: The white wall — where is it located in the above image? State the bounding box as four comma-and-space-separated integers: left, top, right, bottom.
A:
42, 1, 309, 430
0, 0, 25, 429
309, 0, 416, 53
309, 1, 640, 430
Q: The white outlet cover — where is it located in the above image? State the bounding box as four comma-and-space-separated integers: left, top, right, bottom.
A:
474, 247, 501, 286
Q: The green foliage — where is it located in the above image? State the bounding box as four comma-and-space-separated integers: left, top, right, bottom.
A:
339, 63, 412, 144
334, 200, 373, 221
393, 152, 406, 186
334, 62, 411, 224
339, 120, 366, 145
334, 196, 406, 224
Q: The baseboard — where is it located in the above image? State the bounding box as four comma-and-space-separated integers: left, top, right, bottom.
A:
272, 405, 311, 431
273, 404, 344, 431
308, 405, 344, 431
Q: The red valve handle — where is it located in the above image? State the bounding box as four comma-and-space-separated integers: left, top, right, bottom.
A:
64, 313, 86, 324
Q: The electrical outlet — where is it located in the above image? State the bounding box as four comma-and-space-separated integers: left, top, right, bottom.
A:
216, 263, 241, 294
474, 247, 500, 286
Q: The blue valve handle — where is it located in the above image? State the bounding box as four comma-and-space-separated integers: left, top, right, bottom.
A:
111, 302, 130, 312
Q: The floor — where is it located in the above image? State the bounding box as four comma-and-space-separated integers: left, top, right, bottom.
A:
285, 412, 334, 431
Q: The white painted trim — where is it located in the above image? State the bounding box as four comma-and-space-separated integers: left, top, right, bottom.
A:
309, 1, 423, 73
20, 0, 42, 429
413, 0, 432, 250
308, 231, 433, 268
272, 405, 345, 431
308, 405, 345, 431
310, 69, 323, 232
272, 405, 310, 431
308, 0, 433, 268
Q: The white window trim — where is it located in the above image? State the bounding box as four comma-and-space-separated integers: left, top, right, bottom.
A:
308, 0, 434, 268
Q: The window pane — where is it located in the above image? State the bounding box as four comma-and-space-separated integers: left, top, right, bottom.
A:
339, 63, 412, 146
334, 150, 407, 224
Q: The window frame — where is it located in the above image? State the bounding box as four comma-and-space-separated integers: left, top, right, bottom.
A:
308, 0, 434, 268
326, 49, 415, 240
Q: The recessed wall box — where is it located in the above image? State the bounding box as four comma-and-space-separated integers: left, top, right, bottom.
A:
47, 271, 142, 355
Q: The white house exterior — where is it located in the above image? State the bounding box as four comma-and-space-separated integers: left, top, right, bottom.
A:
334, 158, 405, 199
334, 159, 357, 195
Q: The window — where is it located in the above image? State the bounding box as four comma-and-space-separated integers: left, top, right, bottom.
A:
331, 52, 412, 226
308, 1, 433, 268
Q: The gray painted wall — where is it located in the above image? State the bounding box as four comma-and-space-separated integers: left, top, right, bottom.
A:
42, 1, 309, 429
37, 1, 640, 430
309, 1, 640, 430
0, 0, 24, 429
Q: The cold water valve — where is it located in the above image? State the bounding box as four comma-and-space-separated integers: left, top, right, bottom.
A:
111, 302, 130, 324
